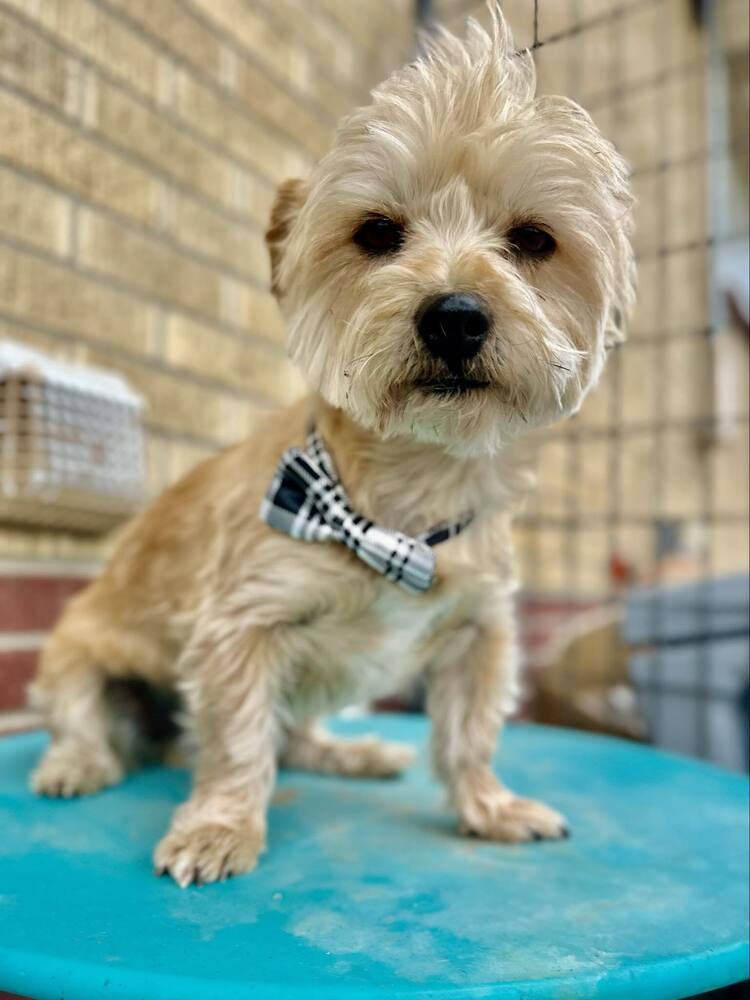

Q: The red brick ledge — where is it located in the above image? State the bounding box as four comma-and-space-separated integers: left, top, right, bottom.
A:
0, 575, 91, 634
0, 650, 38, 712
0, 570, 94, 712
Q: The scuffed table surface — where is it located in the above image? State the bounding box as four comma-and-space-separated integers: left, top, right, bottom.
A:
0, 717, 748, 1000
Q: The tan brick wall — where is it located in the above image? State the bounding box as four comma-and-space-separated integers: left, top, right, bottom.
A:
0, 0, 414, 566
435, 0, 749, 593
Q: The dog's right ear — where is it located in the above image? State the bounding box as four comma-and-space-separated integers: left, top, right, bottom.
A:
266, 178, 306, 297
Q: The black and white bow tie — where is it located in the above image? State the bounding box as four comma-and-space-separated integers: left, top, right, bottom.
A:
259, 428, 473, 594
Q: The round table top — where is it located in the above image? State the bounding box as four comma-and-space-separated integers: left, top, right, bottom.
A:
0, 717, 748, 1000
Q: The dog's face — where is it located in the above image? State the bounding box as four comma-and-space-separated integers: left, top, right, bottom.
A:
268, 15, 635, 455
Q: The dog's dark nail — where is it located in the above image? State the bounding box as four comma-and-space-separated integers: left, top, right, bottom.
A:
531, 830, 543, 841
561, 825, 570, 838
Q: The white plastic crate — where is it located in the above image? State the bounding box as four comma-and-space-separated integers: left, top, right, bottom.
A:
0, 341, 146, 533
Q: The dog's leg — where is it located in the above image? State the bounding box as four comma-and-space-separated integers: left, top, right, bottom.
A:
280, 720, 414, 778
427, 621, 568, 842
154, 623, 278, 887
30, 630, 126, 797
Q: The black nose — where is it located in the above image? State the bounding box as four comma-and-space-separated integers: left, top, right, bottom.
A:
416, 293, 491, 368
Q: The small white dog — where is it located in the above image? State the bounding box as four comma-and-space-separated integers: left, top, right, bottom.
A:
30, 11, 634, 887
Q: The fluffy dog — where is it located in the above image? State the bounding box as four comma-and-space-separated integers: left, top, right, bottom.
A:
30, 12, 634, 887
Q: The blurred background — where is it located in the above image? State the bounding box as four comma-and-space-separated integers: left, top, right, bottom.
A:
0, 0, 748, 770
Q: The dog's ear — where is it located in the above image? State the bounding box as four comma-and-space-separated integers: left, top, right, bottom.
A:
266, 178, 306, 297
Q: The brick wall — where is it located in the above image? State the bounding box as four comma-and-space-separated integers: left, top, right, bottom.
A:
0, 0, 415, 721
0, 0, 414, 549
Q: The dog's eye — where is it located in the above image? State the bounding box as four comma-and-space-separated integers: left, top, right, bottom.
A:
353, 215, 405, 256
507, 225, 556, 260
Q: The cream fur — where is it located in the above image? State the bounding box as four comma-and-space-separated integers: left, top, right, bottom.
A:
30, 10, 634, 887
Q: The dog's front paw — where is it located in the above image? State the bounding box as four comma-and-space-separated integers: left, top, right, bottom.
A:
154, 822, 264, 887
31, 743, 123, 798
337, 737, 416, 778
364, 739, 416, 777
460, 791, 569, 843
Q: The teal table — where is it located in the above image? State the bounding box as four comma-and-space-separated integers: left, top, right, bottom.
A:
0, 717, 748, 1000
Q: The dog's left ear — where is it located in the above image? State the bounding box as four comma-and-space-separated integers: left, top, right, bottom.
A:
266, 178, 307, 297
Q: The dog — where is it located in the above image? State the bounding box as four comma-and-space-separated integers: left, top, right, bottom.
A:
30, 11, 634, 887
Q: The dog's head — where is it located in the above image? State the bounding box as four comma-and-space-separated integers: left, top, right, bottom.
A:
267, 12, 635, 455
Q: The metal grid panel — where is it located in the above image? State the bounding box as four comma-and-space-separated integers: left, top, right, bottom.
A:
433, 0, 749, 767
0, 347, 146, 533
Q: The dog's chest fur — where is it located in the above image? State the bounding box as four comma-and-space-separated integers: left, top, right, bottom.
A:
279, 527, 507, 719
339, 583, 453, 697
283, 582, 451, 716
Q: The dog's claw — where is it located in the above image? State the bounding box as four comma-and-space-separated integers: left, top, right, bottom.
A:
154, 822, 264, 887
461, 793, 569, 844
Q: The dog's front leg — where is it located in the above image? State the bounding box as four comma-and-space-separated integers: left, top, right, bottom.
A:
427, 619, 569, 843
154, 621, 279, 887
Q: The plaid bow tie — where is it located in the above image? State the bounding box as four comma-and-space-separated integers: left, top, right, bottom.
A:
260, 428, 473, 593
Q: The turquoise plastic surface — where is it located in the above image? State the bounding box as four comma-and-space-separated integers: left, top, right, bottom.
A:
1, 717, 748, 1000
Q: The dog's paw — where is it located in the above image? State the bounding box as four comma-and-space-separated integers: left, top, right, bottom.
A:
31, 744, 123, 798
154, 823, 264, 887
282, 732, 416, 779
343, 738, 416, 778
460, 794, 569, 843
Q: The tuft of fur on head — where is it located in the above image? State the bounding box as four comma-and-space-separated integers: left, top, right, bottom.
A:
266, 8, 635, 455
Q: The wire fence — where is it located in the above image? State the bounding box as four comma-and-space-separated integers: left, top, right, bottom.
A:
432, 0, 749, 769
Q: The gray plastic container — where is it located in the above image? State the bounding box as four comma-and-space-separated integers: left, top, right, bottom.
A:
623, 574, 749, 771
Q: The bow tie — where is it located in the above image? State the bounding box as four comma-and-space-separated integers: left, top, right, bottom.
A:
259, 427, 473, 594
